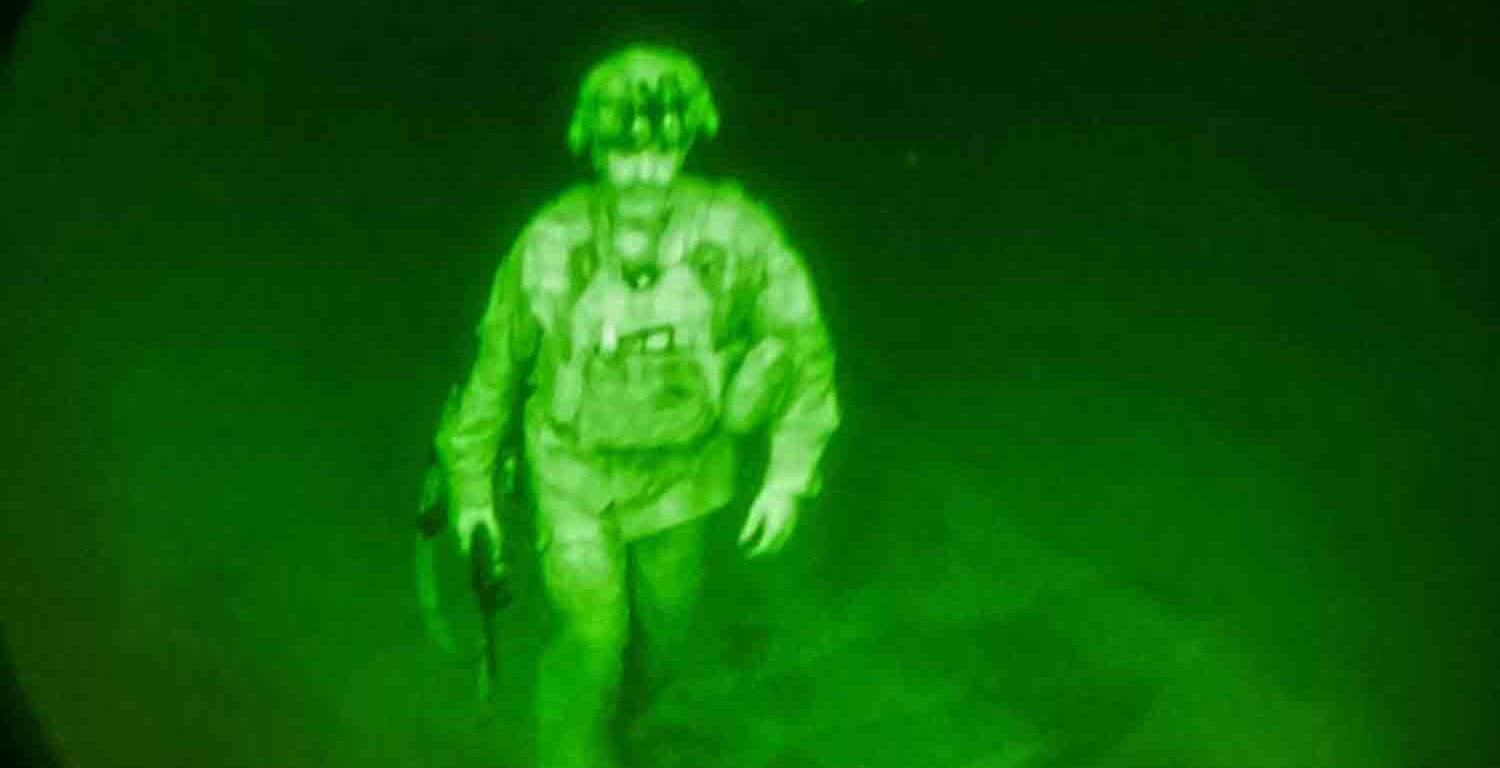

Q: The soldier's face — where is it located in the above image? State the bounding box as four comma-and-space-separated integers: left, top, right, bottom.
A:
603, 149, 684, 190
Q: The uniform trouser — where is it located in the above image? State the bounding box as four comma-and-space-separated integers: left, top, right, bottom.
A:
534, 492, 712, 768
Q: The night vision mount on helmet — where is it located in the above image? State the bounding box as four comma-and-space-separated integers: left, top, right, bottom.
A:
567, 45, 721, 158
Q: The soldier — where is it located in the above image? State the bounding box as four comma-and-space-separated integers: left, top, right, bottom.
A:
435, 44, 840, 768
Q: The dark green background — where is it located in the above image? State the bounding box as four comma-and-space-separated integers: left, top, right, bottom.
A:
3, 1, 1495, 766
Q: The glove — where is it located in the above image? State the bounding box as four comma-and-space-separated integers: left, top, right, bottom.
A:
457, 505, 502, 561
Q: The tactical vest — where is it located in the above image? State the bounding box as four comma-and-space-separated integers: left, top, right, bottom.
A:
540, 185, 768, 451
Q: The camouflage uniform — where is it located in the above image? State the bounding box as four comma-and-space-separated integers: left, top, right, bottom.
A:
437, 174, 839, 766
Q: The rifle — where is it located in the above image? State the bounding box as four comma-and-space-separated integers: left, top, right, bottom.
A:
467, 521, 510, 702
415, 447, 515, 704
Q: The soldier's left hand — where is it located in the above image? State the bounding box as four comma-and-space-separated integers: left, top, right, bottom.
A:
738, 488, 799, 558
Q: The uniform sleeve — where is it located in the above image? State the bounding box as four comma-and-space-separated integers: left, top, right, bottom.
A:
746, 207, 842, 498
434, 232, 540, 519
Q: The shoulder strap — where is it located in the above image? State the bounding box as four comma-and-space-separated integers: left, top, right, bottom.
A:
535, 186, 604, 362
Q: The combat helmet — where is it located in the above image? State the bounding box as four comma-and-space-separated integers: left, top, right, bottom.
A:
567, 44, 720, 160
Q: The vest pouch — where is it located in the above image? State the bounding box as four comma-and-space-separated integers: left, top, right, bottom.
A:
573, 349, 718, 450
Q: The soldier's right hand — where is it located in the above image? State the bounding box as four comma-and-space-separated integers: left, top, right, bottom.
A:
456, 505, 502, 558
